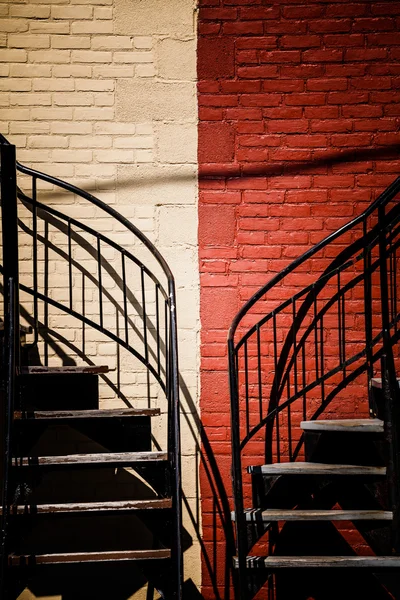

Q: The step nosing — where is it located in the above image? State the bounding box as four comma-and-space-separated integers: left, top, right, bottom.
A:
2, 499, 173, 515
232, 509, 393, 522
13, 451, 168, 467
9, 548, 171, 565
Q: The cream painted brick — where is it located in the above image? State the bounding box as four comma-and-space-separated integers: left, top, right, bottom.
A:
91, 36, 132, 50
71, 50, 112, 63
0, 122, 10, 133
158, 123, 197, 164
74, 107, 114, 120
10, 92, 51, 106
31, 107, 73, 120
53, 92, 93, 106
10, 64, 51, 77
115, 0, 195, 36
33, 79, 75, 91
92, 65, 133, 78
71, 0, 112, 4
0, 49, 27, 62
28, 135, 69, 149
94, 92, 114, 106
52, 65, 92, 78
8, 34, 50, 49
0, 94, 9, 107
71, 21, 113, 34
136, 123, 153, 135
135, 149, 153, 162
7, 134, 27, 147
29, 50, 70, 63
52, 35, 91, 49
17, 149, 51, 162
52, 149, 92, 162
113, 51, 153, 63
117, 164, 196, 205
70, 135, 112, 148
51, 6, 93, 19
94, 7, 113, 19
76, 79, 114, 91
94, 149, 133, 163
10, 122, 50, 134
134, 36, 153, 49
74, 164, 116, 178
136, 64, 156, 78
0, 6, 8, 17
10, 5, 50, 18
0, 64, 8, 76
0, 34, 6, 47
0, 79, 31, 91
30, 22, 70, 34
114, 136, 153, 149
116, 81, 196, 122
158, 38, 196, 81
51, 122, 92, 134
93, 122, 136, 134
0, 19, 28, 33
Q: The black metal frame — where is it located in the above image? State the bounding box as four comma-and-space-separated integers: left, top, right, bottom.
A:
228, 177, 400, 599
0, 136, 182, 599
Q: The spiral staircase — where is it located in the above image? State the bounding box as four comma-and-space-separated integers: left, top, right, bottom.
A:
0, 136, 182, 600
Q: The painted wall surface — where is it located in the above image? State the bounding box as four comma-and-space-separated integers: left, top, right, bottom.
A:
198, 1, 400, 598
0, 0, 200, 598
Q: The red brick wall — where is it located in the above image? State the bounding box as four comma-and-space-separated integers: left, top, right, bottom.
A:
197, 2, 400, 598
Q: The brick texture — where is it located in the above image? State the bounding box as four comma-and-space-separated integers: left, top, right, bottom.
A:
198, 2, 400, 598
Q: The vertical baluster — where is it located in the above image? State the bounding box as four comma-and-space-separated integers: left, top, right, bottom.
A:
292, 297, 298, 397
155, 284, 160, 376
116, 306, 120, 397
287, 379, 292, 461
141, 267, 148, 362
394, 242, 398, 335
363, 217, 374, 392
44, 220, 49, 366
342, 281, 346, 377
97, 236, 103, 329
32, 176, 38, 344
320, 313, 325, 405
276, 410, 280, 463
121, 252, 128, 345
165, 299, 169, 393
68, 220, 72, 311
272, 313, 279, 461
244, 340, 249, 435
313, 285, 319, 381
257, 326, 262, 421
82, 272, 85, 356
389, 225, 395, 326
338, 271, 342, 368
302, 342, 306, 420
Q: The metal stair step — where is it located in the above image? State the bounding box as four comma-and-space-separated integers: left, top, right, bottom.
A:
371, 377, 400, 389
19, 365, 109, 375
300, 418, 384, 433
9, 548, 171, 566
13, 451, 168, 467
233, 509, 392, 522
14, 408, 160, 420
233, 556, 400, 569
2, 499, 172, 516
248, 462, 386, 476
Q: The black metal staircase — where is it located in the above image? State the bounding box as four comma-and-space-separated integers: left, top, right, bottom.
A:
0, 136, 182, 599
228, 177, 400, 599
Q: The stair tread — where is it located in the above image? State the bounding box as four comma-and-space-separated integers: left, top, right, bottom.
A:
300, 418, 383, 433
19, 365, 109, 375
234, 556, 400, 569
3, 499, 172, 515
371, 377, 400, 389
9, 548, 171, 566
235, 509, 392, 522
14, 451, 168, 467
14, 408, 160, 420
248, 462, 386, 476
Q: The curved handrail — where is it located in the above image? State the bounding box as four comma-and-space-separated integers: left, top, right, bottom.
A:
228, 176, 400, 345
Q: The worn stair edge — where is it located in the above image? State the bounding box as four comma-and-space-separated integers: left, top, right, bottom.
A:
371, 377, 400, 389
248, 462, 386, 476
14, 451, 168, 467
233, 556, 400, 569
233, 509, 393, 522
9, 548, 171, 566
2, 499, 172, 516
14, 408, 160, 420
300, 419, 383, 433
19, 365, 109, 375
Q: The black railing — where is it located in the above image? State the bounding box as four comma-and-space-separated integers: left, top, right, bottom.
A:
228, 177, 400, 587
0, 136, 182, 596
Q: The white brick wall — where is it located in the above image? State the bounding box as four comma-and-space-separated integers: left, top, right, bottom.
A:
1, 0, 200, 596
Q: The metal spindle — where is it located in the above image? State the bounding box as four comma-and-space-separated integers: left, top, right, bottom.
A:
338, 271, 342, 368
257, 326, 262, 421
121, 252, 129, 345
156, 283, 160, 375
32, 176, 39, 343
44, 220, 49, 366
97, 236, 103, 329
302, 343, 306, 420
244, 341, 249, 435
82, 272, 85, 355
141, 267, 148, 363
320, 313, 325, 404
68, 220, 73, 311
292, 297, 298, 396
313, 286, 319, 381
